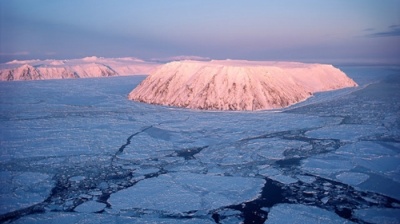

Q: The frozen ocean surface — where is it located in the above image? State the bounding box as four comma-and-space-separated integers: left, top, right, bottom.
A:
266, 203, 353, 224
0, 66, 399, 223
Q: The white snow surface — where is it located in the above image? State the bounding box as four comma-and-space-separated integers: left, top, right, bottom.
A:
128, 60, 358, 110
0, 56, 160, 81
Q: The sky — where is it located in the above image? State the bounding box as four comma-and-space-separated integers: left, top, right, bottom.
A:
0, 0, 399, 64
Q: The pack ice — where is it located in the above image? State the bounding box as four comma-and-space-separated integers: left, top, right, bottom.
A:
128, 60, 357, 110
1, 66, 399, 223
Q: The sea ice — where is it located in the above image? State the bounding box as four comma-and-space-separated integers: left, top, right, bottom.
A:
269, 174, 298, 185
258, 167, 298, 184
74, 200, 106, 213
354, 207, 400, 224
335, 172, 369, 186
301, 155, 355, 176
354, 156, 400, 174
196, 138, 312, 168
69, 175, 86, 182
254, 138, 309, 160
11, 212, 215, 224
116, 133, 175, 161
336, 141, 398, 157
301, 140, 400, 200
133, 167, 160, 176
1, 68, 397, 223
305, 124, 386, 142
0, 171, 54, 215
265, 203, 354, 223
296, 175, 316, 184
357, 173, 400, 201
108, 172, 265, 213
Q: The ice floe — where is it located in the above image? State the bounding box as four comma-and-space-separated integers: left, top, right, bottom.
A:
108, 172, 265, 213
354, 207, 400, 224
0, 172, 54, 215
335, 172, 369, 186
265, 203, 354, 224
12, 212, 215, 224
74, 200, 106, 213
305, 124, 387, 142
301, 141, 400, 200
258, 167, 297, 184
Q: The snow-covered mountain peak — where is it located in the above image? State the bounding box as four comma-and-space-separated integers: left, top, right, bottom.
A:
6, 59, 40, 65
0, 57, 160, 81
82, 56, 101, 61
19, 64, 34, 69
128, 60, 358, 111
116, 57, 145, 62
150, 55, 211, 63
48, 60, 65, 66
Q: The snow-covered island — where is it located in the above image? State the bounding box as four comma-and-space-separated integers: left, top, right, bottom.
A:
0, 56, 160, 81
128, 60, 358, 110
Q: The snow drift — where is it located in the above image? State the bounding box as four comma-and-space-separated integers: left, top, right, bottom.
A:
0, 57, 159, 81
128, 60, 358, 110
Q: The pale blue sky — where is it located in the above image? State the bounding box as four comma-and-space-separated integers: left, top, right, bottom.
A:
0, 0, 399, 64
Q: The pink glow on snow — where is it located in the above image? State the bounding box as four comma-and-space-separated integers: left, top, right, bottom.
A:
129, 60, 358, 111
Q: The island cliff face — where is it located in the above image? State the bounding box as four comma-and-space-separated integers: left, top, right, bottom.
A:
128, 60, 358, 111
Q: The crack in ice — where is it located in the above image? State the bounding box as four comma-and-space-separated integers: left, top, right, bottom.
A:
113, 125, 154, 158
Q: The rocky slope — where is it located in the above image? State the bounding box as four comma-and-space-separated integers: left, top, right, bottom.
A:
128, 60, 358, 111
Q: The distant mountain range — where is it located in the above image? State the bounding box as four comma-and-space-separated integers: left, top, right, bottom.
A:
0, 56, 160, 81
